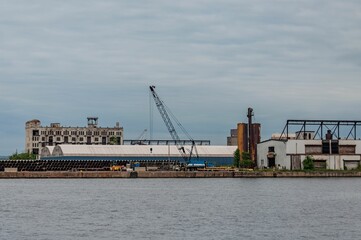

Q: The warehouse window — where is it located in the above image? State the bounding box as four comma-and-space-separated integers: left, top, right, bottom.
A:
322, 140, 339, 154
32, 130, 39, 136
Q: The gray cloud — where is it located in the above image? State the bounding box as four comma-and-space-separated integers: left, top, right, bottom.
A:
0, 0, 360, 154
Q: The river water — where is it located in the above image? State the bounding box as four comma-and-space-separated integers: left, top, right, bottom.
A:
1, 178, 361, 240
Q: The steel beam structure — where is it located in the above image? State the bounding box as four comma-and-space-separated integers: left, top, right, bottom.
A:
279, 120, 361, 140
124, 140, 211, 145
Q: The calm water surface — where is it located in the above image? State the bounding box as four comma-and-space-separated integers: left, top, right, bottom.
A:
1, 178, 361, 240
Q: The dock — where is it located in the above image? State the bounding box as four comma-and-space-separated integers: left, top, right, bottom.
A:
2, 170, 361, 178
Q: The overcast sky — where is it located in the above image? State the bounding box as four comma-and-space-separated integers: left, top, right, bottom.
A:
0, 0, 360, 155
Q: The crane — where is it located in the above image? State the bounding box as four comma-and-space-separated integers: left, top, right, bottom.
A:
149, 86, 198, 165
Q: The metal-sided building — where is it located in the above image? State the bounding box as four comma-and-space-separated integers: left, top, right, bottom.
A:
41, 145, 237, 167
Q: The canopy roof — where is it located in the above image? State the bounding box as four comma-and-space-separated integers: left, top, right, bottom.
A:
44, 145, 237, 158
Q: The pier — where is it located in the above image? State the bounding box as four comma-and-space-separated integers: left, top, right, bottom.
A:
2, 170, 361, 178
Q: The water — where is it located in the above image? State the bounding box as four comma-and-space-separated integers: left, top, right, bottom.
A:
1, 178, 361, 240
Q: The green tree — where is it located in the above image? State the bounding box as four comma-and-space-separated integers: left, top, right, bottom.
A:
303, 155, 315, 170
241, 151, 251, 161
109, 136, 120, 145
240, 151, 254, 168
233, 148, 240, 167
9, 152, 36, 160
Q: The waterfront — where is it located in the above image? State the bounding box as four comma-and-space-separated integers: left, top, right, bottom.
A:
1, 179, 361, 240
4, 170, 361, 178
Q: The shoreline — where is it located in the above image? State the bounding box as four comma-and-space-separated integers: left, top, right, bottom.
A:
2, 170, 361, 178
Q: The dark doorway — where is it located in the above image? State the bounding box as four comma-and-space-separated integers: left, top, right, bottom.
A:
268, 158, 276, 168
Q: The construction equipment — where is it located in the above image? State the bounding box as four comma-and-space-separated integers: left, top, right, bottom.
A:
110, 165, 124, 171
149, 86, 199, 165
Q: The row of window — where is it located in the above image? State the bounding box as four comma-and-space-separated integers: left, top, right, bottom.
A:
268, 143, 356, 155
36, 130, 122, 137
39, 142, 116, 147
32, 136, 40, 141
35, 137, 121, 142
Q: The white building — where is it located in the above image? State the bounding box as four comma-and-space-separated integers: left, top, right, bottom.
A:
40, 145, 238, 166
26, 117, 123, 155
257, 134, 361, 170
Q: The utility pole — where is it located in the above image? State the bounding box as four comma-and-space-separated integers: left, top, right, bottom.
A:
247, 107, 254, 161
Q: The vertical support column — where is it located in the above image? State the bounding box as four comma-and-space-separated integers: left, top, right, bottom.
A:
354, 122, 357, 140
303, 121, 306, 139
321, 122, 323, 140
247, 108, 254, 161
337, 122, 340, 139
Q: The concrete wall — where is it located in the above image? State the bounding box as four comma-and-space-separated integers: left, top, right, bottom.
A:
340, 140, 361, 154
257, 140, 289, 169
286, 140, 321, 155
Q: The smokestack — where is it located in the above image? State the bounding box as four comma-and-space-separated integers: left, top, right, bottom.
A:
247, 108, 254, 161
326, 130, 333, 140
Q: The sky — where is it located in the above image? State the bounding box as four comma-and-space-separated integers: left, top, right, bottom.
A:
0, 0, 360, 155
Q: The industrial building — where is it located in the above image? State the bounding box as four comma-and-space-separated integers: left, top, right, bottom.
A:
226, 129, 238, 146
25, 117, 123, 155
227, 108, 261, 161
40, 145, 237, 167
257, 120, 361, 170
